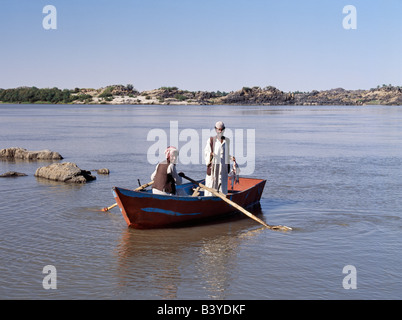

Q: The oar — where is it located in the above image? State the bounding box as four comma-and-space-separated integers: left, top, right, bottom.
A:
101, 181, 154, 212
179, 173, 292, 231
191, 186, 201, 196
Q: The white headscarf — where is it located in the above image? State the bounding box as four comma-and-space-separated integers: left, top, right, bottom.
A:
164, 146, 178, 163
215, 121, 225, 139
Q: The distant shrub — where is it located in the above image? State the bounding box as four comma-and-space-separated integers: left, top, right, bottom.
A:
99, 86, 114, 98
160, 86, 179, 92
174, 94, 188, 101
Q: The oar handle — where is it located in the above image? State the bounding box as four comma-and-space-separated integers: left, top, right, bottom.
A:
102, 181, 154, 212
135, 180, 154, 191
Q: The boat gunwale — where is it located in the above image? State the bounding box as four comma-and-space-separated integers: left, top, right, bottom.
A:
113, 177, 266, 202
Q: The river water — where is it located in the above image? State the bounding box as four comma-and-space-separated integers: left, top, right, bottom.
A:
0, 104, 401, 300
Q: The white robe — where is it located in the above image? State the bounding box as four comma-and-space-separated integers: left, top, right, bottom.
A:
204, 136, 230, 196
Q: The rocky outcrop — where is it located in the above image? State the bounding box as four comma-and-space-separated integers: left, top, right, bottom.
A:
0, 147, 63, 160
216, 85, 402, 106
0, 171, 28, 178
35, 162, 96, 183
219, 86, 294, 105
137, 87, 228, 105
293, 86, 402, 106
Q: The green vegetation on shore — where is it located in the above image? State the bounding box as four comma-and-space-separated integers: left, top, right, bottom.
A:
0, 87, 73, 104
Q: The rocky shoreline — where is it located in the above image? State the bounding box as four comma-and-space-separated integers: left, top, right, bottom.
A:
72, 85, 402, 106
1, 84, 402, 105
219, 86, 402, 106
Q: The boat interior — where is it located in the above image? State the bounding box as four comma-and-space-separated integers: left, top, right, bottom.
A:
138, 177, 259, 197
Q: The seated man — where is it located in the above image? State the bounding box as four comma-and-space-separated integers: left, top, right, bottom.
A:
151, 146, 182, 195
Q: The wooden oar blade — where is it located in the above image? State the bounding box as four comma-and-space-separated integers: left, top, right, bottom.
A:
270, 225, 293, 231
101, 204, 116, 212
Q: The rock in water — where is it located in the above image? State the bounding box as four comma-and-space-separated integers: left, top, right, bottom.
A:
35, 162, 96, 183
0, 171, 28, 178
0, 147, 63, 160
96, 168, 110, 174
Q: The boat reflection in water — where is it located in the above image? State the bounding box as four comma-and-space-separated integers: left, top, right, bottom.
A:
113, 204, 265, 299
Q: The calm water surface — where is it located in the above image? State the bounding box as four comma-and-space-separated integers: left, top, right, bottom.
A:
0, 104, 401, 299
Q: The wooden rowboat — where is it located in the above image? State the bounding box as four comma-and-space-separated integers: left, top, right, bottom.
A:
112, 177, 266, 229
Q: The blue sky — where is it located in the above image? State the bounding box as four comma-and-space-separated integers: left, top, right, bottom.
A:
1, 0, 401, 92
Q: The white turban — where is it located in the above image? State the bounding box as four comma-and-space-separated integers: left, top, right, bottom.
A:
215, 121, 225, 130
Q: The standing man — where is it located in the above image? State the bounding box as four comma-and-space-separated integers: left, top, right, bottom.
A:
204, 121, 234, 196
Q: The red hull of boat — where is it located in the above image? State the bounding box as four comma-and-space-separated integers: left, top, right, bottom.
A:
113, 177, 266, 229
